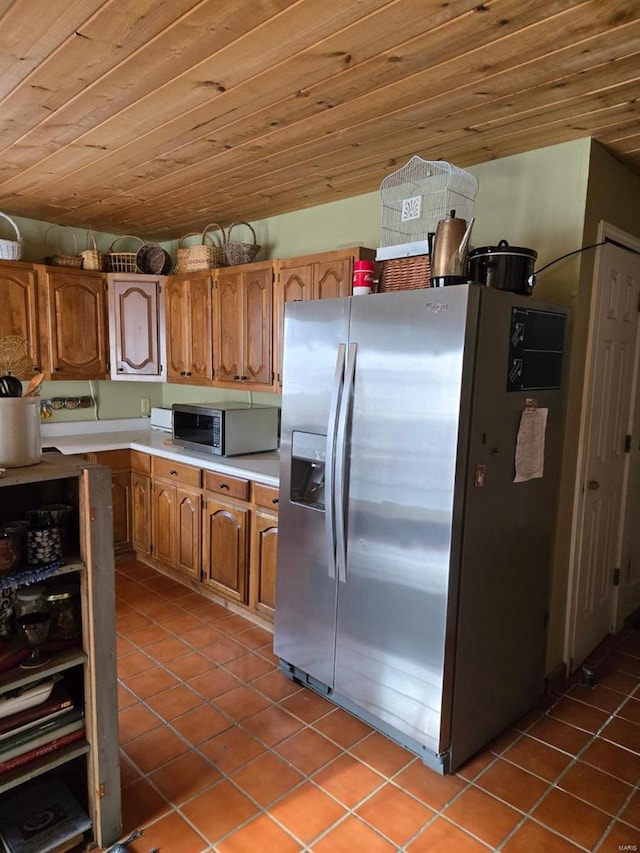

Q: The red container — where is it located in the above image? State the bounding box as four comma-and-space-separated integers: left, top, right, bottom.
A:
352, 260, 375, 290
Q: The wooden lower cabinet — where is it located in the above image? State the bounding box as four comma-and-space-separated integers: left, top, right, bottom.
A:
151, 458, 202, 581
131, 450, 151, 555
111, 470, 132, 553
131, 472, 151, 555
131, 452, 278, 622
80, 449, 132, 554
202, 496, 249, 603
249, 509, 278, 620
249, 483, 279, 621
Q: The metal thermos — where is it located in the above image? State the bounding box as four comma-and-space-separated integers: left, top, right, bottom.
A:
430, 210, 474, 285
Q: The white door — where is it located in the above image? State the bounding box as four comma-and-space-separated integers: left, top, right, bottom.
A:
568, 237, 640, 669
617, 293, 640, 629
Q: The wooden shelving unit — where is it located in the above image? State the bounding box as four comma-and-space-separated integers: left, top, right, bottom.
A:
0, 456, 122, 849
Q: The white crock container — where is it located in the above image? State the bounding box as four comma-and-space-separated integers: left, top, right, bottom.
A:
0, 397, 42, 467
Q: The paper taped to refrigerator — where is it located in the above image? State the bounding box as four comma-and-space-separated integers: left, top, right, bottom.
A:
514, 406, 548, 482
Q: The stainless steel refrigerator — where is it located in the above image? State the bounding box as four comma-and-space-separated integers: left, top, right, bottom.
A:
274, 284, 567, 773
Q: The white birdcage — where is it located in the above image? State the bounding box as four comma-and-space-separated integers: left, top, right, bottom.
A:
377, 157, 478, 260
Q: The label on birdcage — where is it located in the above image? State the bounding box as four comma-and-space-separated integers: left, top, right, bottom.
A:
401, 196, 422, 222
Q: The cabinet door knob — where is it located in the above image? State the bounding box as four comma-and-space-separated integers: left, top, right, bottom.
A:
233, 375, 240, 380
272, 497, 279, 504
587, 480, 600, 491
219, 483, 230, 490
170, 470, 177, 476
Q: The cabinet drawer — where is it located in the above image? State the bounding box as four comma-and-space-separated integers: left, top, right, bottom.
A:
131, 449, 151, 475
204, 471, 249, 501
83, 449, 131, 470
153, 457, 202, 488
253, 483, 279, 510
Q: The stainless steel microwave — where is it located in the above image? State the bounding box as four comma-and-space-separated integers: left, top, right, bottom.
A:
172, 403, 279, 457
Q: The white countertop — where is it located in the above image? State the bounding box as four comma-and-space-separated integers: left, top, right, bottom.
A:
41, 420, 280, 486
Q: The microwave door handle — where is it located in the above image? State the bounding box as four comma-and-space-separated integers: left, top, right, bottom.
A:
325, 344, 346, 580
335, 341, 356, 585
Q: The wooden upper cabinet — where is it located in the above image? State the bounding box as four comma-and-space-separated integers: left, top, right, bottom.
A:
0, 261, 42, 376
108, 274, 165, 380
38, 266, 109, 380
166, 274, 189, 380
165, 271, 214, 385
274, 247, 375, 387
189, 273, 215, 383
214, 261, 273, 390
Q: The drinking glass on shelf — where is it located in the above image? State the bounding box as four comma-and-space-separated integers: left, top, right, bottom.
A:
19, 612, 51, 669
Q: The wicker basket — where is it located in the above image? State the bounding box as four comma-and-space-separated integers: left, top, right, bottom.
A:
80, 230, 105, 271
0, 212, 23, 261
43, 225, 83, 268
175, 223, 226, 274
136, 243, 172, 275
225, 222, 260, 266
377, 254, 431, 292
107, 236, 144, 273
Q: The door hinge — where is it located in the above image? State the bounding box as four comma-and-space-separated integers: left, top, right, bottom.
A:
625, 434, 632, 453
98, 782, 106, 798
613, 567, 621, 586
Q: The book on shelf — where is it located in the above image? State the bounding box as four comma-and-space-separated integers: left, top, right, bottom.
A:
0, 774, 91, 853
0, 728, 85, 776
0, 708, 84, 764
0, 686, 74, 741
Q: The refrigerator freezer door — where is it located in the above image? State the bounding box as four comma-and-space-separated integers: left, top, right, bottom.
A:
332, 287, 478, 755
274, 297, 351, 689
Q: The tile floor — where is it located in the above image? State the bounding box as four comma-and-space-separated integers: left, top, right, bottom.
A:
112, 558, 640, 852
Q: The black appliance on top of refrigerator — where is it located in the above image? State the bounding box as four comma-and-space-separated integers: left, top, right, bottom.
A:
274, 283, 568, 774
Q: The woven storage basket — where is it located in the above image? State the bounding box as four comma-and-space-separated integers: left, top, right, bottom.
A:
225, 221, 260, 266
175, 223, 226, 274
0, 212, 23, 261
137, 243, 172, 275
377, 254, 431, 292
80, 230, 105, 271
107, 236, 144, 273
43, 225, 82, 268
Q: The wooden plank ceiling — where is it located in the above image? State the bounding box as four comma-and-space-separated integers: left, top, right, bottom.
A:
0, 0, 638, 241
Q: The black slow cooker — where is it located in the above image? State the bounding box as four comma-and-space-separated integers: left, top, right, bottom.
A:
467, 240, 537, 295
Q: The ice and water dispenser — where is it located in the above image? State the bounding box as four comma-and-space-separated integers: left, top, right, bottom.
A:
290, 431, 326, 509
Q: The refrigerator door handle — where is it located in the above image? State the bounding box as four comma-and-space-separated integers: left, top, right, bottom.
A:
325, 343, 346, 580
335, 341, 357, 584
